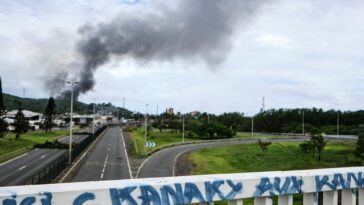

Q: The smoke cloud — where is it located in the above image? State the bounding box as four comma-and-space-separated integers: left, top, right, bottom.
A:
49, 0, 268, 99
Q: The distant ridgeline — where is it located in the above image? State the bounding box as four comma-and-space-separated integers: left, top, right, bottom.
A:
3, 93, 89, 114
3, 93, 132, 116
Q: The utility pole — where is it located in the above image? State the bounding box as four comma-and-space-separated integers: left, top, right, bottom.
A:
251, 116, 254, 137
93, 102, 96, 137
182, 113, 185, 143
144, 104, 149, 143
67, 80, 78, 164
156, 104, 159, 120
302, 109, 305, 135
337, 111, 340, 137
122, 97, 125, 121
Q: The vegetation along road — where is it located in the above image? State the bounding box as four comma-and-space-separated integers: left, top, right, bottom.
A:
136, 137, 308, 178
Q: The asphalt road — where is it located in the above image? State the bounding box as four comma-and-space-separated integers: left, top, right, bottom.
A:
137, 138, 310, 178
58, 134, 89, 144
0, 149, 67, 186
71, 127, 132, 182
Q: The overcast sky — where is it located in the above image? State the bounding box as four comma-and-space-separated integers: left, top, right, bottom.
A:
1, 0, 364, 115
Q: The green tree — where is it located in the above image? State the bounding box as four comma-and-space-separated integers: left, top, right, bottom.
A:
13, 106, 29, 139
354, 132, 364, 159
0, 77, 8, 138
258, 139, 272, 152
309, 131, 327, 161
43, 97, 56, 133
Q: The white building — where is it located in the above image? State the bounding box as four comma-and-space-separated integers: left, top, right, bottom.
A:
6, 110, 43, 130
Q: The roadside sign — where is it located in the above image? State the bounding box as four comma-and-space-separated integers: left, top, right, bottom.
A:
145, 142, 156, 148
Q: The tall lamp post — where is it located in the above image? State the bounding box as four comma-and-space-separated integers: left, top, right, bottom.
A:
144, 104, 149, 143
67, 81, 78, 164
337, 111, 340, 137
302, 109, 305, 135
182, 113, 185, 143
93, 102, 96, 137
251, 116, 254, 138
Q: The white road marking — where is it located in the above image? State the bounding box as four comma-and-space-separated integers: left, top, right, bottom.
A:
18, 165, 26, 171
100, 154, 109, 180
40, 155, 46, 159
121, 128, 133, 179
0, 152, 29, 167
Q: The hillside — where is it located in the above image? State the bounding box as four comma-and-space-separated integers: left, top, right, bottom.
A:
3, 93, 90, 114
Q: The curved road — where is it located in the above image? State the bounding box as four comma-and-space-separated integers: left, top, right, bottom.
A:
137, 138, 308, 178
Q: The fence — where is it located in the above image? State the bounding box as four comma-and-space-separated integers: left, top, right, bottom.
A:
25, 126, 107, 185
2, 167, 364, 205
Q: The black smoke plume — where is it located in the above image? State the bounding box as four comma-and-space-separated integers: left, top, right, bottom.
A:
50, 0, 268, 99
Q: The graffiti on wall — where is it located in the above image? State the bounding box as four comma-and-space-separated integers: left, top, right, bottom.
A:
1, 172, 363, 205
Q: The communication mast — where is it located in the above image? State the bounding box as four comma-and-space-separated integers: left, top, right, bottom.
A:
260, 96, 265, 112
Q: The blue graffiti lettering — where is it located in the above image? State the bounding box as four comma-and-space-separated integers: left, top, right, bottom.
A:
139, 185, 161, 205
316, 173, 354, 191
254, 177, 273, 196
3, 195, 17, 205
183, 183, 205, 203
273, 177, 291, 194
39, 192, 52, 205
226, 180, 243, 199
254, 176, 301, 196
205, 180, 225, 201
316, 175, 334, 191
160, 184, 184, 205
333, 173, 350, 189
110, 187, 137, 205
347, 172, 363, 187
289, 176, 303, 193
20, 197, 36, 205
73, 192, 95, 205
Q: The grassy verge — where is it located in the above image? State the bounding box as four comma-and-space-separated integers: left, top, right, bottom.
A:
129, 128, 195, 156
188, 141, 356, 205
0, 129, 71, 163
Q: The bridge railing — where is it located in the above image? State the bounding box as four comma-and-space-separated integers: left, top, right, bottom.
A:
1, 167, 363, 205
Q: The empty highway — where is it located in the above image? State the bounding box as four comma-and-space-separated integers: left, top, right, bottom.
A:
0, 149, 67, 186
71, 127, 132, 182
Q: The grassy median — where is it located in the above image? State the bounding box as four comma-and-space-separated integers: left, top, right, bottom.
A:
129, 128, 195, 155
187, 141, 356, 205
0, 129, 70, 163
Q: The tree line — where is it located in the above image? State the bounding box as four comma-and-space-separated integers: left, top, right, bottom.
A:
151, 107, 364, 140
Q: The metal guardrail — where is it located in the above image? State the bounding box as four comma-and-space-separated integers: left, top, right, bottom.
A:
2, 167, 364, 205
25, 126, 107, 185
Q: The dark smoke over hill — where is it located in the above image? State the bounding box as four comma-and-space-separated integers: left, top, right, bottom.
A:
47, 0, 268, 99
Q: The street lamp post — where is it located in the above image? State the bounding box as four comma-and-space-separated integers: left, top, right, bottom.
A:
302, 109, 305, 135
182, 114, 185, 143
337, 111, 340, 137
251, 116, 254, 138
67, 81, 78, 164
144, 104, 149, 143
93, 102, 96, 137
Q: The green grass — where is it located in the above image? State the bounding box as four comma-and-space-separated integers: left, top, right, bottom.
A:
188, 141, 356, 205
0, 129, 70, 163
189, 141, 355, 174
129, 128, 195, 155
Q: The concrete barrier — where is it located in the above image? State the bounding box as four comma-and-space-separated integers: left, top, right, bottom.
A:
1, 167, 364, 204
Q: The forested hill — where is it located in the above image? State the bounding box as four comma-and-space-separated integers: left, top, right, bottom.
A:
3, 93, 89, 114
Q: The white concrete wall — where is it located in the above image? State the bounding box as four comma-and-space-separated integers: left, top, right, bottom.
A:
0, 167, 363, 205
